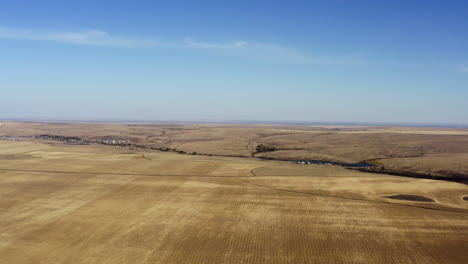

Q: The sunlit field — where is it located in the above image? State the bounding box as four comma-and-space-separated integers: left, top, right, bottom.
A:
0, 133, 467, 263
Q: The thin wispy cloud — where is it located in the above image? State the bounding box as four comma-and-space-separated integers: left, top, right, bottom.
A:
455, 64, 468, 73
184, 38, 313, 64
0, 26, 364, 64
184, 38, 367, 65
0, 26, 156, 47
184, 38, 248, 49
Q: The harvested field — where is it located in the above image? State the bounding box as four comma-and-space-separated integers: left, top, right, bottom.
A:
0, 140, 467, 263
0, 154, 36, 160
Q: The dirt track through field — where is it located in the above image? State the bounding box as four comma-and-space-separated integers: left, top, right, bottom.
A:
0, 168, 254, 178
0, 167, 466, 214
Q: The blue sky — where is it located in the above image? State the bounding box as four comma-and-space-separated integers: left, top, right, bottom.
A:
0, 0, 467, 124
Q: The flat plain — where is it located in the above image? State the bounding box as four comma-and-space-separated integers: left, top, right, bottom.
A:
0, 122, 467, 263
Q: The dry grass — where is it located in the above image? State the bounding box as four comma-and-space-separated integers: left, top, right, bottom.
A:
1, 121, 467, 178
0, 140, 467, 263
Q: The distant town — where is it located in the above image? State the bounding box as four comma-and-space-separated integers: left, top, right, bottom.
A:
0, 136, 22, 141
1, 135, 131, 146
32, 135, 133, 146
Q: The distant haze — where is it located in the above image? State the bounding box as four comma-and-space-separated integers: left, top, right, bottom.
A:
0, 1, 467, 124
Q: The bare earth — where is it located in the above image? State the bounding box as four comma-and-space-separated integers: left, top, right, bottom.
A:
0, 122, 467, 263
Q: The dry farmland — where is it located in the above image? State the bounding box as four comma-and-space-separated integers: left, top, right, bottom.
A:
1, 121, 468, 179
0, 122, 467, 263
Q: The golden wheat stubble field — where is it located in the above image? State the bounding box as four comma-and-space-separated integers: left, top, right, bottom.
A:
0, 139, 467, 264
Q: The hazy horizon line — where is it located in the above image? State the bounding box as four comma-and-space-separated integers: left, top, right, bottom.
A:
1, 117, 468, 129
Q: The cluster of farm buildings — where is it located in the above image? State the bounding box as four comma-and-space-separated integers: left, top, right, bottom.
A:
33, 135, 89, 145
295, 161, 333, 165
0, 136, 22, 141
32, 135, 132, 146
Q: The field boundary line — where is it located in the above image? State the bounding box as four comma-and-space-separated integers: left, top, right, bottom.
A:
0, 168, 253, 178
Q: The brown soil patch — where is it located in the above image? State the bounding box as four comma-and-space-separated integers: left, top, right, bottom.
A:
384, 194, 435, 202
